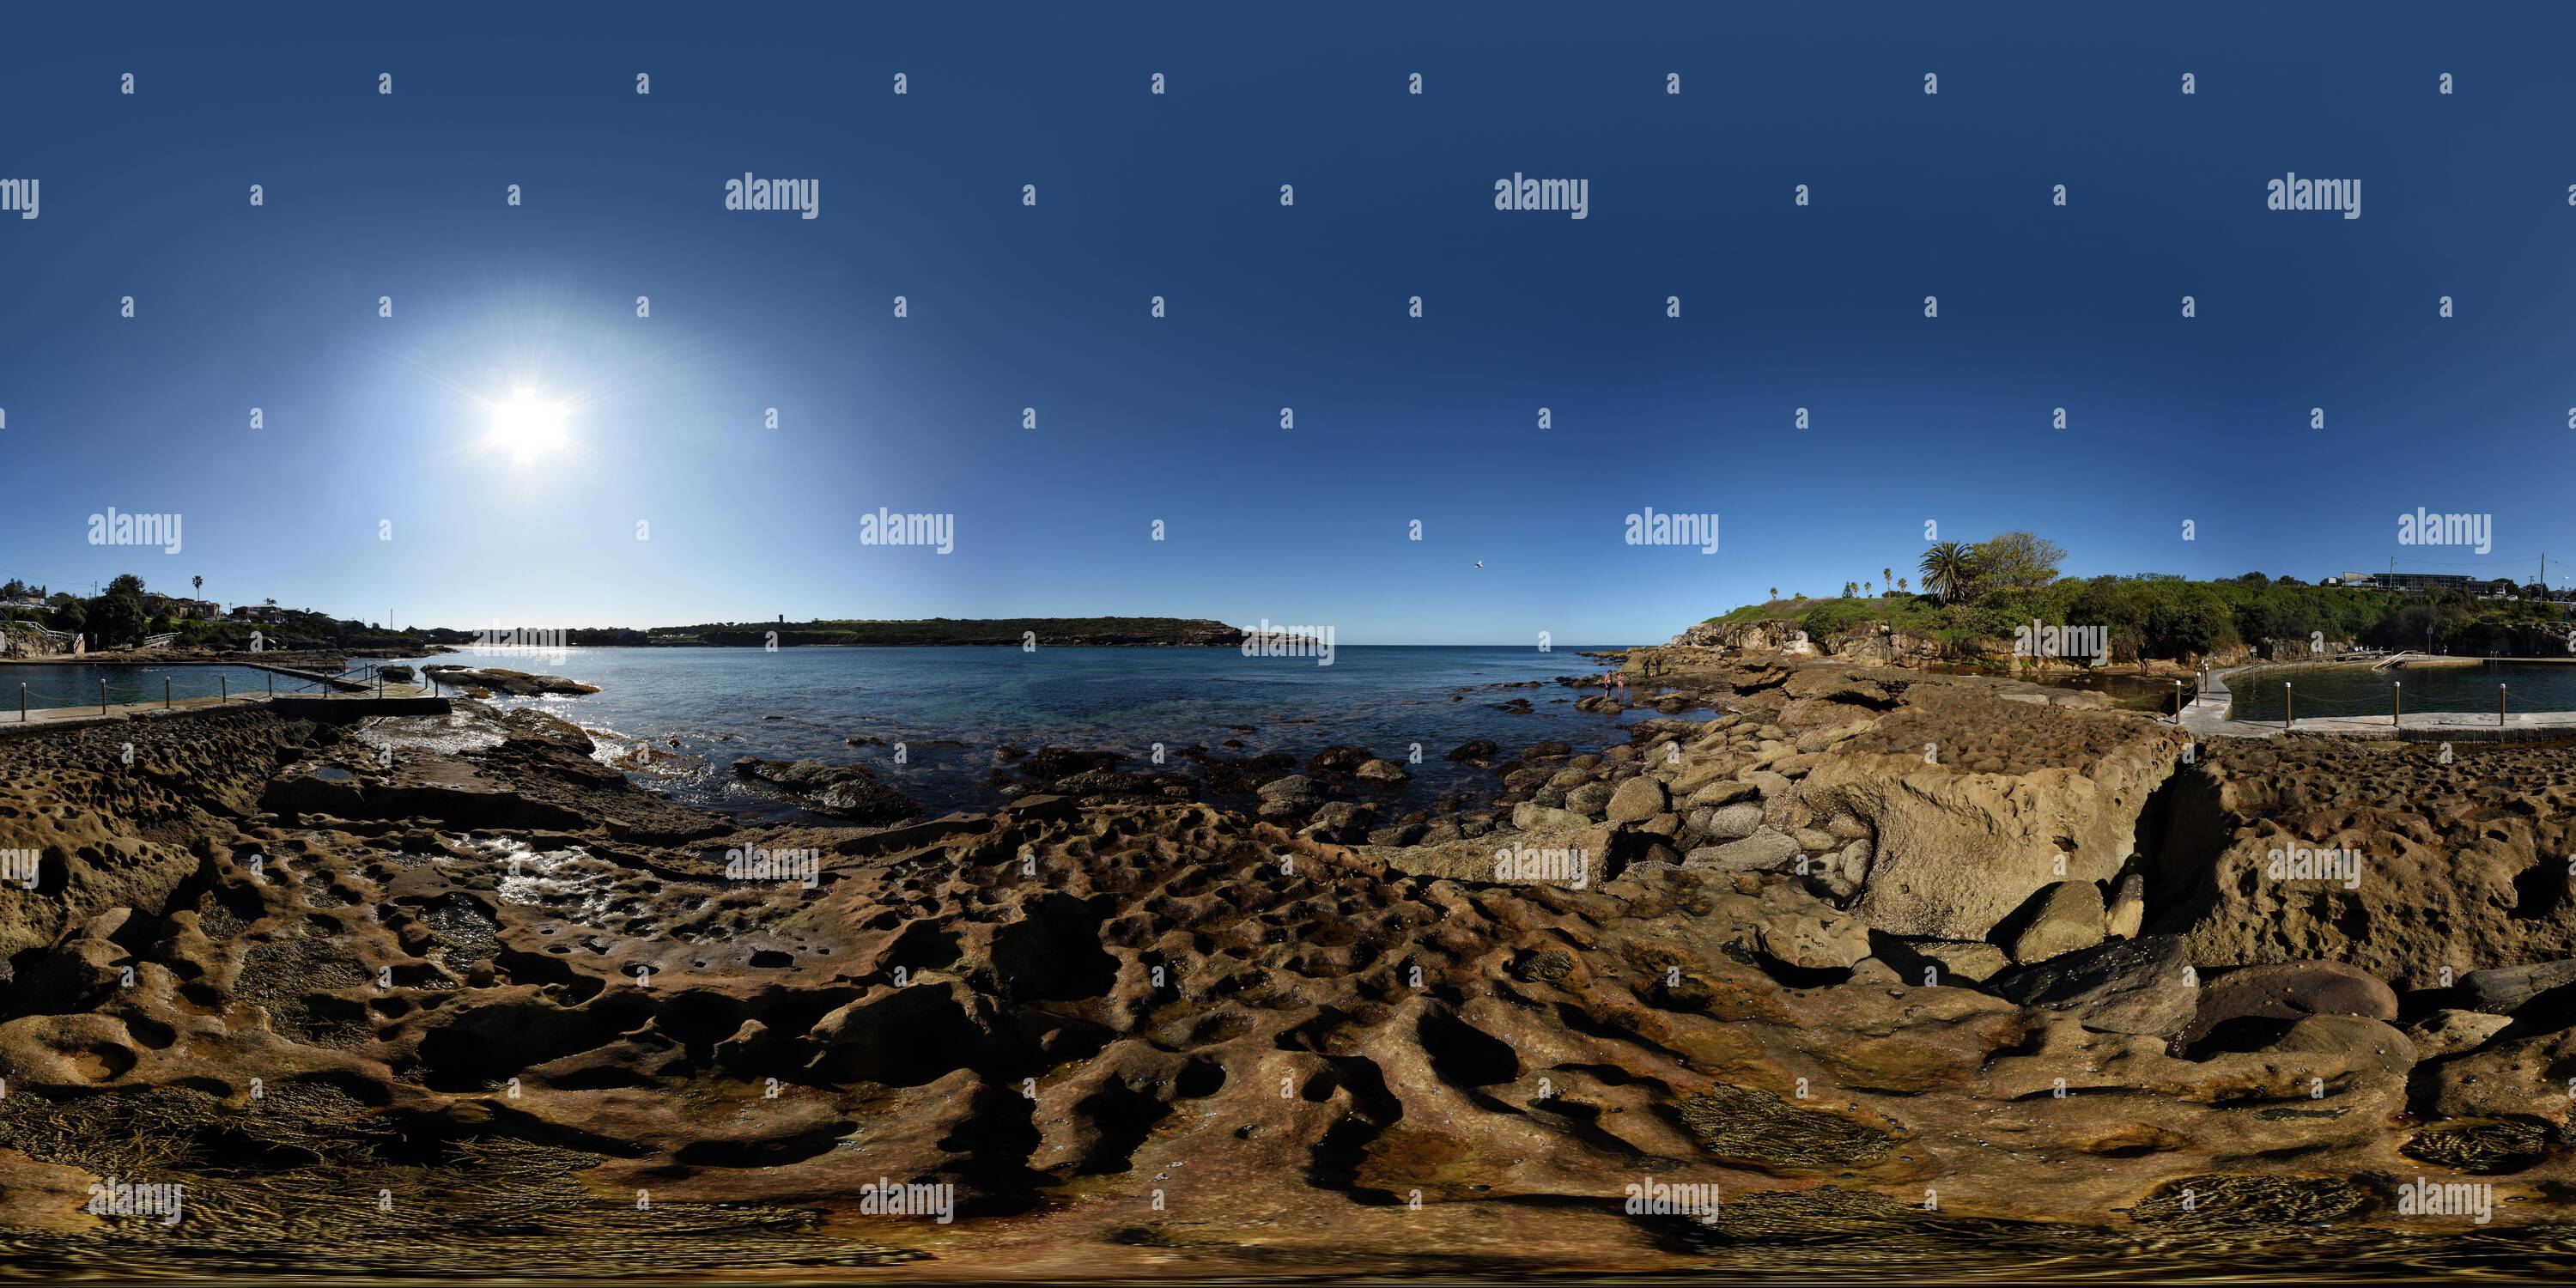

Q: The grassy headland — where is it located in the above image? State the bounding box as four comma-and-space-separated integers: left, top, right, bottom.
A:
1704, 533, 2576, 665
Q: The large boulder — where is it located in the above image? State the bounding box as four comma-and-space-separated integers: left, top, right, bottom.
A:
2263, 1014, 2417, 1077
1564, 781, 1615, 819
1748, 885, 1873, 971
2176, 961, 2397, 1048
2459, 959, 2576, 1015
1604, 777, 1668, 823
1696, 802, 1765, 840
1803, 717, 2189, 942
732, 757, 921, 824
1684, 829, 1801, 873
2407, 1009, 2512, 1059
1993, 935, 2196, 1038
2003, 882, 2106, 964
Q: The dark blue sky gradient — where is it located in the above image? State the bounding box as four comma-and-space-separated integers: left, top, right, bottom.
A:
3, 3, 2571, 641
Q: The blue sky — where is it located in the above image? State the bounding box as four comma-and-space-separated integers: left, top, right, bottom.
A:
3, 3, 2573, 642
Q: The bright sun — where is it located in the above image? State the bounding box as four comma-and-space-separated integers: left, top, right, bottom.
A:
488, 392, 569, 463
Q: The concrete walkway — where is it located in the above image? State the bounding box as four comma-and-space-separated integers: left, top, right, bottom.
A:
0, 683, 440, 734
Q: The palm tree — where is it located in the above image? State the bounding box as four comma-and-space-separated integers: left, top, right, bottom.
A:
1768, 586, 1779, 602
191, 575, 202, 597
1899, 577, 1910, 594
1882, 567, 1893, 594
1918, 543, 1978, 605
1864, 580, 1874, 596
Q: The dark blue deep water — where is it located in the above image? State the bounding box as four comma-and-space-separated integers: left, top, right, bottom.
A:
381, 644, 1678, 817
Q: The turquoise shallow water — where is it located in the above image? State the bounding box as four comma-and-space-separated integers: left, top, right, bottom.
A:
379, 644, 1670, 817
2226, 660, 2576, 721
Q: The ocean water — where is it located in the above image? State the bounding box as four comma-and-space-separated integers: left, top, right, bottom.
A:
5, 662, 321, 713
385, 644, 1674, 817
2224, 659, 2576, 721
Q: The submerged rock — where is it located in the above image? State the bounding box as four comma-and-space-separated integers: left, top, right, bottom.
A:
730, 756, 920, 824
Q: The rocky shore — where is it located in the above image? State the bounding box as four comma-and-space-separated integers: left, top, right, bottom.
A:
3, 653, 2573, 1277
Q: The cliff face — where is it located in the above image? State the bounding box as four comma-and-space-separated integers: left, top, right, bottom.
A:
1670, 619, 1942, 665
1675, 618, 2281, 671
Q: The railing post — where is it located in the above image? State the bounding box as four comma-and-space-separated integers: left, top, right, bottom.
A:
2392, 680, 2400, 728
2283, 682, 2292, 732
18, 683, 24, 722
164, 677, 171, 709
100, 678, 107, 715
2501, 683, 2508, 728
221, 674, 228, 703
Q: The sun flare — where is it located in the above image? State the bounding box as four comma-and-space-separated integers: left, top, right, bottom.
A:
487, 392, 569, 463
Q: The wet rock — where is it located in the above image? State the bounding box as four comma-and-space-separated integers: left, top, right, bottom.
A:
1367, 821, 1428, 848
2406, 1009, 2512, 1059
2263, 1014, 2417, 1076
2460, 959, 2576, 1015
731, 757, 921, 825
421, 665, 598, 696
1992, 934, 2196, 1037
1443, 738, 1499, 762
1022, 746, 1128, 780
1299, 800, 1376, 844
2178, 961, 2397, 1048
1674, 1084, 1894, 1169
1353, 758, 1410, 784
